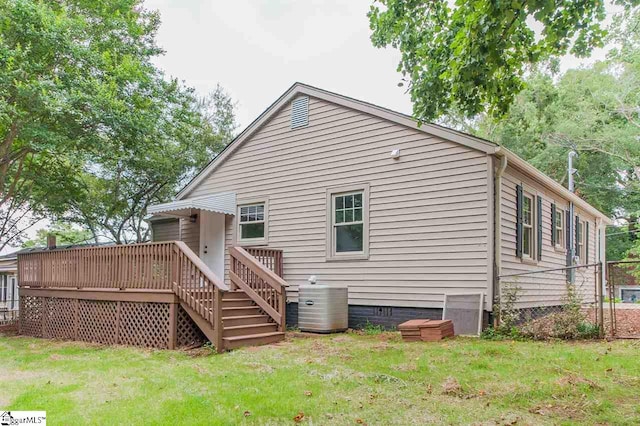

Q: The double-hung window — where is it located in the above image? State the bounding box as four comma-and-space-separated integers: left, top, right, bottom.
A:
576, 220, 585, 261
327, 185, 369, 260
238, 203, 266, 243
334, 192, 363, 252
553, 206, 565, 249
522, 195, 534, 258
516, 184, 541, 261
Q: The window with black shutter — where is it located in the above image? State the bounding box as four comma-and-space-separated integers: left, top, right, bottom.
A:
551, 203, 565, 249
516, 184, 537, 260
576, 215, 583, 262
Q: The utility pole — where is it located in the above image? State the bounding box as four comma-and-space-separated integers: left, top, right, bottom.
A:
568, 151, 578, 283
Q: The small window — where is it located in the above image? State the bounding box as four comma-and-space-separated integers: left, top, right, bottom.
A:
555, 208, 564, 248
522, 195, 534, 258
239, 203, 265, 241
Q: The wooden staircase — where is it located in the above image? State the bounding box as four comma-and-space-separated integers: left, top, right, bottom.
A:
221, 290, 284, 349
172, 242, 288, 352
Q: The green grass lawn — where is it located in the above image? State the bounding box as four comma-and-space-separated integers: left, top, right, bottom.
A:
1, 332, 639, 425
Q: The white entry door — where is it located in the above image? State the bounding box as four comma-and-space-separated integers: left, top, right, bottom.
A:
199, 211, 226, 280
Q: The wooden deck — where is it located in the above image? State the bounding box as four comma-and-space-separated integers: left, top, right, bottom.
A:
17, 242, 287, 351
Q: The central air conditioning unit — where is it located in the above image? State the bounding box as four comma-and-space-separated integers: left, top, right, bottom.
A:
298, 276, 348, 333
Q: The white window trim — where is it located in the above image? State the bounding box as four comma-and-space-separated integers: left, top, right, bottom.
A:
0, 275, 6, 303
326, 184, 370, 261
235, 198, 269, 246
554, 203, 566, 252
522, 193, 534, 260
577, 218, 585, 262
519, 184, 539, 265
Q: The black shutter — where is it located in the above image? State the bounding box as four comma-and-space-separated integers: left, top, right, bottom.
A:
551, 203, 557, 247
575, 215, 580, 258
537, 196, 543, 260
516, 185, 523, 258
585, 221, 590, 263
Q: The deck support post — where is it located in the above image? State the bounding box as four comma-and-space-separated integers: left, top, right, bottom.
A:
168, 302, 177, 350
214, 288, 223, 353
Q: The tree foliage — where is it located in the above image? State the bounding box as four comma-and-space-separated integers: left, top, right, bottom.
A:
22, 221, 92, 248
0, 0, 163, 250
368, 0, 638, 121
0, 0, 237, 247
65, 85, 236, 244
472, 11, 640, 261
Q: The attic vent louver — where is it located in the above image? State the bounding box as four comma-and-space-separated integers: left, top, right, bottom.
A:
291, 96, 309, 129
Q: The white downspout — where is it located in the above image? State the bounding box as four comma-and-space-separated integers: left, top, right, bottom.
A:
494, 151, 508, 324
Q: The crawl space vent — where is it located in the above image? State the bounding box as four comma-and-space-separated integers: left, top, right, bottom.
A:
442, 293, 484, 336
291, 96, 309, 129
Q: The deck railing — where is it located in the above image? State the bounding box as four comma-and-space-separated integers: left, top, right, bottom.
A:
18, 242, 176, 290
18, 241, 230, 350
229, 246, 288, 331
245, 247, 284, 278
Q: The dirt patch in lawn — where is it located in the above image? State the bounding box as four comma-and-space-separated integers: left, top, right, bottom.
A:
585, 307, 640, 337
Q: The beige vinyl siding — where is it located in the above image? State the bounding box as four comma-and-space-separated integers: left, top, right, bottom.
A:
180, 216, 200, 256
500, 165, 597, 308
150, 219, 180, 242
184, 97, 492, 309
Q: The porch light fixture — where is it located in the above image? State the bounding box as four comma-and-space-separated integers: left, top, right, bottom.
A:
189, 214, 198, 223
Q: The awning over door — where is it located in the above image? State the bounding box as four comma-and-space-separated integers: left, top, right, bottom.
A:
147, 192, 236, 217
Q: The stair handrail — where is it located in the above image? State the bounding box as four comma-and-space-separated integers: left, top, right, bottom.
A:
173, 241, 229, 291
172, 241, 228, 351
229, 246, 288, 331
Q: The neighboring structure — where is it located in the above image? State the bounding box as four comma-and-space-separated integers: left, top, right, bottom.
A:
0, 250, 20, 318
608, 264, 640, 302
147, 83, 611, 328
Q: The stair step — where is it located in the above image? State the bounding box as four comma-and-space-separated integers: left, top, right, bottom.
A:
222, 290, 248, 300
223, 323, 278, 337
222, 306, 262, 316
223, 331, 285, 350
223, 314, 271, 327
221, 298, 255, 307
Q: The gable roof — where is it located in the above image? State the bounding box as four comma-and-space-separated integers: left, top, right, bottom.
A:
176, 82, 610, 224
176, 82, 498, 200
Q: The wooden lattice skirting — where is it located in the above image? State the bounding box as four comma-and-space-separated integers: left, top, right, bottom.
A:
19, 294, 206, 349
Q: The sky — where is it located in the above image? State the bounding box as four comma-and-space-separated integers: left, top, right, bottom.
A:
144, 0, 616, 130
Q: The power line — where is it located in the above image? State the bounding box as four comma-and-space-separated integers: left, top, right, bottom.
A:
606, 228, 640, 238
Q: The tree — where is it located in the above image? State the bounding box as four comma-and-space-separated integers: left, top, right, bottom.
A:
368, 0, 637, 121
0, 0, 164, 250
22, 221, 92, 248
63, 84, 237, 244
473, 57, 640, 261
